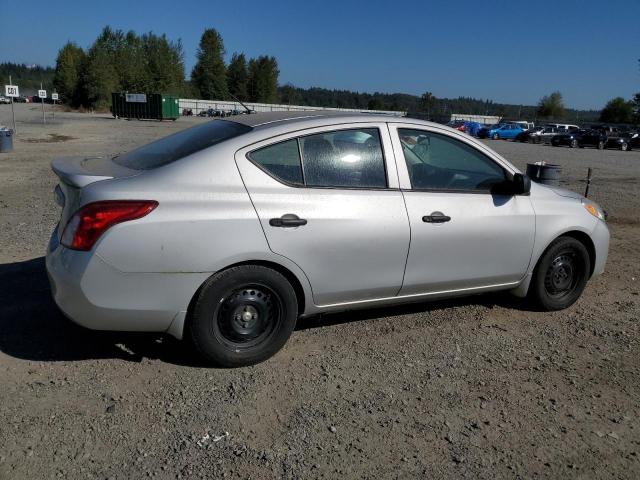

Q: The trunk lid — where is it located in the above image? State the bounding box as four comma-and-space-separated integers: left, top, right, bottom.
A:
52, 156, 138, 239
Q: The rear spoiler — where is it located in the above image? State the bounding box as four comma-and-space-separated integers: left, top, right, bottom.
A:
51, 156, 134, 188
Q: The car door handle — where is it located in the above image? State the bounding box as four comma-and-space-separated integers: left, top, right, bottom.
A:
422, 212, 451, 223
269, 214, 307, 227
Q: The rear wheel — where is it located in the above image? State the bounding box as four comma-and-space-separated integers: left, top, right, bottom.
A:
570, 139, 579, 148
528, 237, 590, 311
597, 141, 605, 150
620, 142, 628, 151
492, 133, 499, 140
188, 265, 298, 367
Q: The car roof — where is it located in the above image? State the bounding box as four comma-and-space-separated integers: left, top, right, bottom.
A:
229, 110, 404, 129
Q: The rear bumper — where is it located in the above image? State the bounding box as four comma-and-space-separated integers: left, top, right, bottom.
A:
46, 230, 208, 336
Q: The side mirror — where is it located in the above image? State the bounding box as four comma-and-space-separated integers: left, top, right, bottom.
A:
512, 173, 531, 195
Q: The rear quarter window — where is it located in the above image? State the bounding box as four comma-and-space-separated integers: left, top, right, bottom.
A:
248, 139, 304, 185
114, 120, 252, 170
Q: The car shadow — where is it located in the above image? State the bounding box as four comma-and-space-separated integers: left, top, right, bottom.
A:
0, 257, 200, 366
0, 257, 529, 366
297, 290, 527, 331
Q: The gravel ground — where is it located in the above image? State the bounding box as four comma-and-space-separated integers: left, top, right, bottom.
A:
1, 104, 639, 479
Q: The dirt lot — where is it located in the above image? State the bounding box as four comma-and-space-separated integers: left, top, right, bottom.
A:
1, 103, 639, 479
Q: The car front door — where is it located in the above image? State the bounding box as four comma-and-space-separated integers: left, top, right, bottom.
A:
390, 124, 535, 295
236, 124, 410, 306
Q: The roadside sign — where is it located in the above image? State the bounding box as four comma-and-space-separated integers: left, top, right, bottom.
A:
38, 90, 47, 99
51, 93, 59, 101
5, 85, 19, 97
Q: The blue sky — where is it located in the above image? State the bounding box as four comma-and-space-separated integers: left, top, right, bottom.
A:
1, 0, 638, 109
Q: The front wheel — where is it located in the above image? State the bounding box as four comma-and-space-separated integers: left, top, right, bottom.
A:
528, 237, 590, 311
620, 142, 628, 151
492, 133, 499, 140
597, 141, 605, 150
188, 265, 298, 367
570, 139, 579, 148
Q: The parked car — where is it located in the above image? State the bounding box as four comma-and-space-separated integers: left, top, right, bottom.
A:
0, 95, 11, 104
46, 112, 609, 366
604, 135, 630, 151
515, 126, 545, 143
546, 123, 579, 132
593, 126, 632, 151
551, 129, 606, 149
13, 96, 28, 103
627, 131, 640, 150
512, 121, 535, 130
479, 123, 526, 140
447, 120, 466, 131
463, 121, 482, 137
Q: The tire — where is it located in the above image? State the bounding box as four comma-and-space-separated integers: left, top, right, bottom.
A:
528, 137, 534, 144
528, 237, 591, 311
620, 142, 628, 151
188, 265, 298, 367
492, 133, 499, 140
570, 139, 578, 148
597, 141, 605, 150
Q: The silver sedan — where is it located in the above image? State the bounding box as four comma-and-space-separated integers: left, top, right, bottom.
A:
46, 112, 609, 366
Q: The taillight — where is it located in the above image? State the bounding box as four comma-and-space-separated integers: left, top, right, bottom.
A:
61, 200, 158, 251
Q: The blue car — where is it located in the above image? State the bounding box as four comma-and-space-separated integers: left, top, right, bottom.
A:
479, 123, 525, 140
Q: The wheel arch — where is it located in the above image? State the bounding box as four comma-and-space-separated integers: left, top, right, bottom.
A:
186, 259, 308, 322
558, 230, 596, 278
512, 229, 597, 299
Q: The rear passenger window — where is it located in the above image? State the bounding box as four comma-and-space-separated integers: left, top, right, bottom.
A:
248, 139, 303, 185
300, 128, 387, 188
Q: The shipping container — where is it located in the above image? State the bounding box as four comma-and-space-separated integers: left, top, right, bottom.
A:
111, 93, 180, 121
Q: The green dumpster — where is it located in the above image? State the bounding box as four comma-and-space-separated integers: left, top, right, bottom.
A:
111, 93, 180, 121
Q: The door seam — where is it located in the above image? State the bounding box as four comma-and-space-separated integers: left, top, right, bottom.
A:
386, 123, 412, 296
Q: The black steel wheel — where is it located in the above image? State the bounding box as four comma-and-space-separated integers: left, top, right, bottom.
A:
188, 265, 298, 367
529, 237, 590, 311
543, 252, 582, 300
213, 284, 282, 350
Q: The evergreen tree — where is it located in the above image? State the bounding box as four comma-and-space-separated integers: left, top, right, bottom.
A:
82, 26, 121, 109
53, 42, 85, 105
279, 83, 299, 105
247, 56, 279, 103
226, 52, 248, 101
191, 28, 228, 100
142, 32, 185, 94
116, 31, 148, 92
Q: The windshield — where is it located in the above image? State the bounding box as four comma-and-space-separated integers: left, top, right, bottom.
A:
114, 120, 252, 170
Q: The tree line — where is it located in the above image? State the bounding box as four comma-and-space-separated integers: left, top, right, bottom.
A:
4, 27, 637, 125
0, 63, 54, 91
189, 28, 279, 104
49, 26, 279, 109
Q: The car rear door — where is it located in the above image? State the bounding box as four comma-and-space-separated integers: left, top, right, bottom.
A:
236, 123, 410, 306
390, 124, 535, 295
